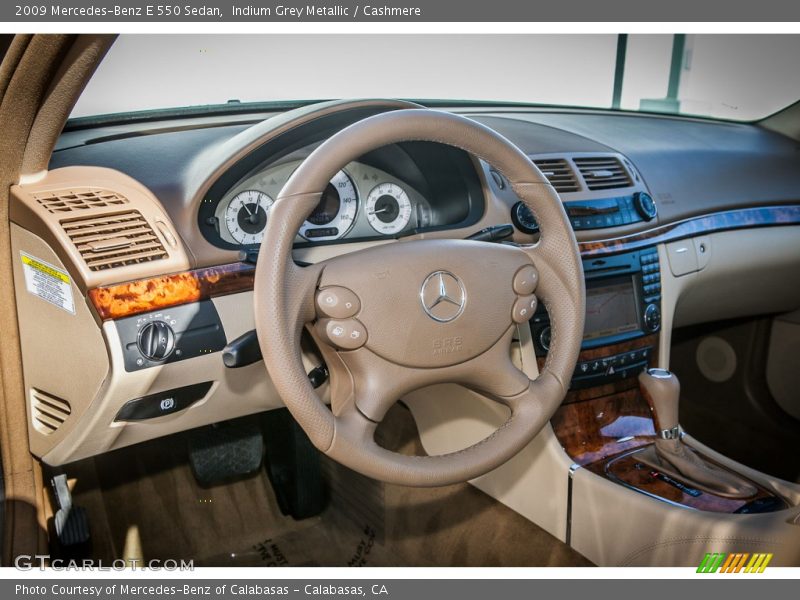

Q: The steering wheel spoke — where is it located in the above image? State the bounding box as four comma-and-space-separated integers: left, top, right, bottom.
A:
334, 347, 456, 422
455, 328, 532, 406
286, 262, 324, 331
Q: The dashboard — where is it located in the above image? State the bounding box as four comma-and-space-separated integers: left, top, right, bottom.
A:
13, 98, 798, 468
4, 70, 797, 567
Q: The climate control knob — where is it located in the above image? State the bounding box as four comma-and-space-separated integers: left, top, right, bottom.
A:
137, 321, 176, 361
634, 192, 657, 221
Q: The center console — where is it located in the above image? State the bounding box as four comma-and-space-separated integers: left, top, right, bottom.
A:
539, 245, 786, 515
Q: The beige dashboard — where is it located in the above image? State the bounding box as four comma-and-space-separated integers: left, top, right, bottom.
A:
8, 104, 800, 470
7, 157, 514, 463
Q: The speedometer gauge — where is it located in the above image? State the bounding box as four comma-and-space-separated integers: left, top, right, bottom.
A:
225, 190, 273, 245
366, 183, 412, 235
299, 170, 358, 241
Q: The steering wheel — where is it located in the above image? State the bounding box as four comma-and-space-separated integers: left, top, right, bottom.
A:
254, 109, 584, 487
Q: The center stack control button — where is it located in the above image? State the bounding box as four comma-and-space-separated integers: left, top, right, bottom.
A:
317, 318, 367, 350
512, 265, 539, 295
512, 295, 538, 324
644, 303, 661, 332
316, 286, 361, 319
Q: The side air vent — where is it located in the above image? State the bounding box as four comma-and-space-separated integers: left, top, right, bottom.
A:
30, 389, 71, 435
532, 158, 580, 193
34, 188, 129, 214
574, 156, 633, 191
61, 210, 169, 271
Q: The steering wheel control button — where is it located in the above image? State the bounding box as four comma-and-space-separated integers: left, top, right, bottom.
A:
320, 318, 367, 350
114, 381, 212, 422
316, 286, 360, 319
512, 295, 538, 324
513, 265, 539, 295
137, 320, 176, 361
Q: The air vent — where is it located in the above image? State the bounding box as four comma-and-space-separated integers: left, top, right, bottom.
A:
34, 188, 129, 214
61, 210, 168, 271
574, 156, 633, 191
30, 389, 71, 435
532, 158, 580, 193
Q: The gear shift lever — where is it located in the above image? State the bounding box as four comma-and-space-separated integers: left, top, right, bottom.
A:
638, 368, 757, 499
639, 368, 681, 440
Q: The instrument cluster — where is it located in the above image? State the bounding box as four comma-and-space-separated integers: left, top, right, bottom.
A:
214, 159, 433, 246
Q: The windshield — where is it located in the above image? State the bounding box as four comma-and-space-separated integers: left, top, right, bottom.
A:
72, 34, 800, 122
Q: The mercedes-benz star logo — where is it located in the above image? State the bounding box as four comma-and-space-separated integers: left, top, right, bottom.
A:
420, 271, 466, 323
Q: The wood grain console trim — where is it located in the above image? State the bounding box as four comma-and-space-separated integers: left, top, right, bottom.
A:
551, 388, 656, 466
589, 448, 784, 513
551, 382, 785, 513
89, 262, 255, 320
579, 204, 800, 256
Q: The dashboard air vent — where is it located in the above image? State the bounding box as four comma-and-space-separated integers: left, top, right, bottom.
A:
61, 210, 168, 271
574, 156, 633, 191
34, 188, 129, 214
30, 389, 71, 435
532, 158, 580, 193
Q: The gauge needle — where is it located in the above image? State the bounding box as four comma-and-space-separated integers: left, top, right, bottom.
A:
243, 199, 262, 225
369, 207, 389, 215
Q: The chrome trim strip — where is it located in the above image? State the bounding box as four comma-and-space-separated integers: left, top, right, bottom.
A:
603, 448, 698, 512
659, 426, 681, 440
566, 463, 581, 546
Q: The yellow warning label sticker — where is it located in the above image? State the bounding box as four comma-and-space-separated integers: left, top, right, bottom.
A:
20, 252, 75, 314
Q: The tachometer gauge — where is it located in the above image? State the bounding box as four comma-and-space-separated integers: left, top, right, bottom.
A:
299, 170, 358, 241
365, 183, 412, 235
225, 190, 273, 245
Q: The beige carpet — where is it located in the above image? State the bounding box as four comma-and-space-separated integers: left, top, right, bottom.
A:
65, 405, 592, 567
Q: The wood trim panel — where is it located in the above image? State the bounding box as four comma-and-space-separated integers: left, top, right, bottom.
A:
551, 385, 785, 513
579, 204, 800, 256
589, 448, 785, 514
89, 262, 255, 320
551, 387, 656, 467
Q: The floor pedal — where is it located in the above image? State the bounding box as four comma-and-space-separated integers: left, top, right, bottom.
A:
263, 409, 328, 520
51, 474, 91, 547
188, 418, 264, 486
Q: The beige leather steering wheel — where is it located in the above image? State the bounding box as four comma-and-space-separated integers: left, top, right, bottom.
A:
254, 109, 585, 487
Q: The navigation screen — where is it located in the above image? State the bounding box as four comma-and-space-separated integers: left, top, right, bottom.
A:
583, 277, 640, 341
